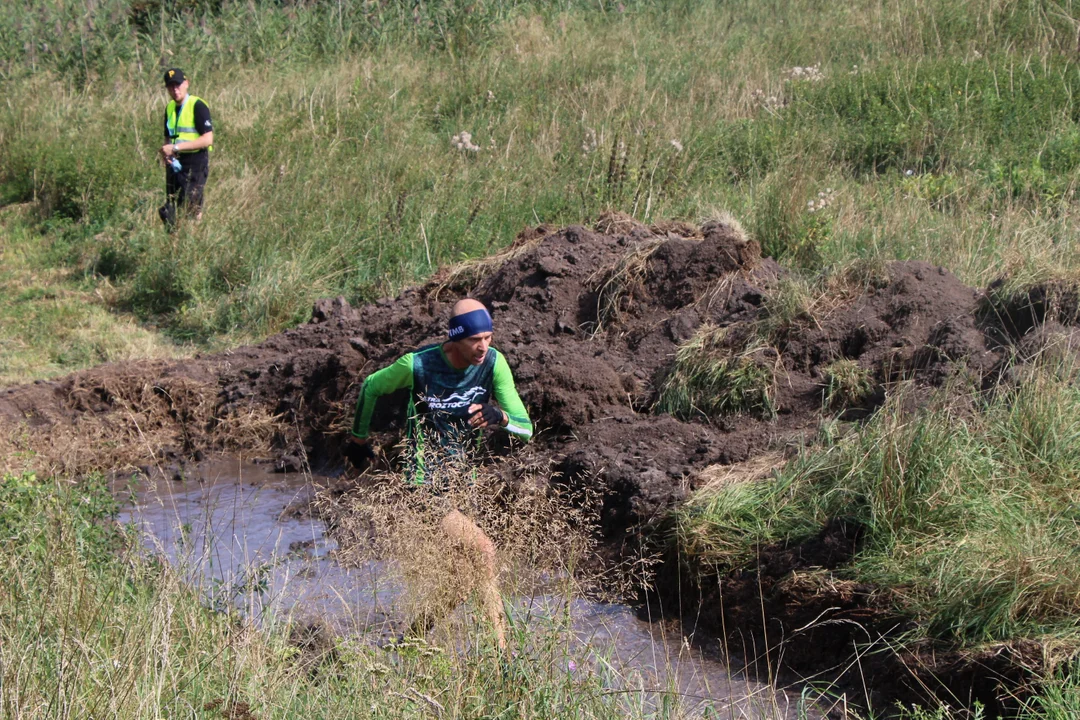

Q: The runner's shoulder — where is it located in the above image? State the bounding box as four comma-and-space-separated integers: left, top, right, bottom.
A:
415, 343, 443, 356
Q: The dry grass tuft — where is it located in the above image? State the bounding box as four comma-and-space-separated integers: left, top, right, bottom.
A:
589, 234, 671, 334
593, 209, 645, 236
823, 256, 891, 298
648, 219, 700, 238
329, 450, 626, 639
699, 211, 748, 245
429, 225, 555, 300
693, 451, 787, 494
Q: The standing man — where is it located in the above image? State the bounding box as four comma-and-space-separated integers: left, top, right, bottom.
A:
347, 298, 533, 649
159, 68, 213, 229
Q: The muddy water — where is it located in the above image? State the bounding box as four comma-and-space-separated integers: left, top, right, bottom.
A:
116, 458, 818, 719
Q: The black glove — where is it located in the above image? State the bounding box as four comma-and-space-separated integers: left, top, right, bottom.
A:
475, 403, 504, 428
344, 440, 375, 468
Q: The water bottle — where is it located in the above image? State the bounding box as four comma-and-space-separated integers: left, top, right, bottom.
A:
168, 155, 182, 173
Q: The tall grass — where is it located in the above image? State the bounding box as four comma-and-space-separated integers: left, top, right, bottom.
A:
676, 360, 1080, 646
3, 0, 1080, 367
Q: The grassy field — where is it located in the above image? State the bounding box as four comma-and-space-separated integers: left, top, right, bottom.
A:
3, 0, 1080, 382
6, 0, 1080, 715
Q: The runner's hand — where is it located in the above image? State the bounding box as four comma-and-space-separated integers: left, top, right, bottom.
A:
468, 403, 505, 429
344, 439, 375, 468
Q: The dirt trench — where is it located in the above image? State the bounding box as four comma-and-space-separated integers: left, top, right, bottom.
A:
0, 214, 1060, 713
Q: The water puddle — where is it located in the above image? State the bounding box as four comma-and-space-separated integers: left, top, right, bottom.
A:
116, 457, 819, 719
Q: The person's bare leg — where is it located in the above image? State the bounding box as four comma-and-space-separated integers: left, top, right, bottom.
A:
440, 509, 508, 650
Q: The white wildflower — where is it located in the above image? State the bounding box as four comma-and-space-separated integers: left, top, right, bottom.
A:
751, 88, 785, 111
807, 187, 837, 214
451, 131, 480, 152
785, 64, 824, 82
486, 90, 495, 103
581, 128, 598, 155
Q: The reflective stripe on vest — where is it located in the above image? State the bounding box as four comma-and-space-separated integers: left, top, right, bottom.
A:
166, 95, 213, 153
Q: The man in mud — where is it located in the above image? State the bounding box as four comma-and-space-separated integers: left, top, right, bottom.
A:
158, 68, 214, 229
345, 298, 533, 649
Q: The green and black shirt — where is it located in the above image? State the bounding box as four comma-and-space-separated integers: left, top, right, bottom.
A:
352, 344, 532, 471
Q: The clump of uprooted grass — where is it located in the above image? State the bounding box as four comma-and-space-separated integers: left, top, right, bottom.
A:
752, 259, 891, 347
591, 213, 743, 335
0, 469, 716, 720
756, 272, 838, 344
821, 359, 874, 409
676, 358, 1080, 648
429, 225, 554, 300
655, 325, 778, 421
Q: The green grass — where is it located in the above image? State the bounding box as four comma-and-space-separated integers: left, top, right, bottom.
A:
822, 359, 875, 409
4, 1, 1080, 381
676, 361, 1080, 647
655, 325, 778, 421
0, 207, 188, 385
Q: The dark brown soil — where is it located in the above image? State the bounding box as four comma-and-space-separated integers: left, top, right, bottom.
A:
0, 214, 1060, 715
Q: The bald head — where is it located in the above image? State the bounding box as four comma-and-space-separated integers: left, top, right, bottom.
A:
445, 298, 494, 368
452, 298, 487, 316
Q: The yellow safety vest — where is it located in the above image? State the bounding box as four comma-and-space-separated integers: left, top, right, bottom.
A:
166, 95, 213, 153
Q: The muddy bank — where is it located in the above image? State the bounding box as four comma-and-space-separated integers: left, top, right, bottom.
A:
1, 214, 1066, 713
654, 517, 1048, 717
0, 215, 1006, 532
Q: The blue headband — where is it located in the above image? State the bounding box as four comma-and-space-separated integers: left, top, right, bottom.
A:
448, 308, 493, 339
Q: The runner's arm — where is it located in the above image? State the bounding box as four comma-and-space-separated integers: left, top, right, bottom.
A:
492, 351, 533, 442
351, 353, 414, 440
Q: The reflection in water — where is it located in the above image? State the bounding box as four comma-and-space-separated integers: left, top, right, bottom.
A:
116, 457, 818, 719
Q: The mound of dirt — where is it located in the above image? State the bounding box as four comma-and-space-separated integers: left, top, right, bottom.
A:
0, 217, 1025, 534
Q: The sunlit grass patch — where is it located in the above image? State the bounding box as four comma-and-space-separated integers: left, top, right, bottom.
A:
821, 359, 874, 409
0, 214, 185, 386
655, 325, 778, 421
676, 359, 1080, 647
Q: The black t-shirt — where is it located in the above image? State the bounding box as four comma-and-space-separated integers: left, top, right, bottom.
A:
163, 98, 212, 152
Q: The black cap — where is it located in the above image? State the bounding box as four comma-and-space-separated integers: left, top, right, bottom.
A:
163, 68, 186, 86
